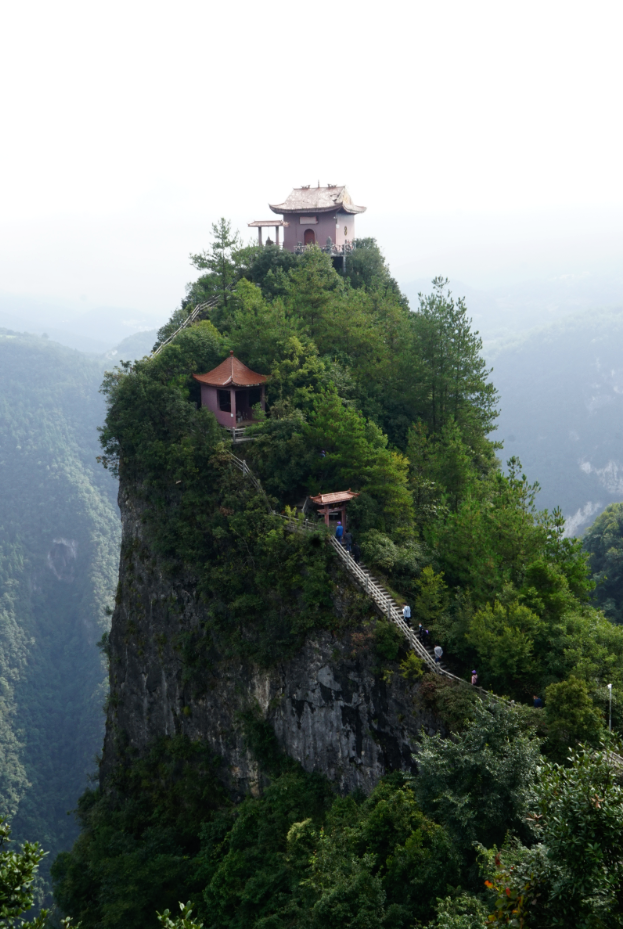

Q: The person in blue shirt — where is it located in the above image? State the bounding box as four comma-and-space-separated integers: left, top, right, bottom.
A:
402, 604, 411, 626
335, 522, 344, 541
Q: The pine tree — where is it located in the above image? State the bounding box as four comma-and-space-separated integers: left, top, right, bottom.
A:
189, 218, 242, 319
412, 277, 499, 449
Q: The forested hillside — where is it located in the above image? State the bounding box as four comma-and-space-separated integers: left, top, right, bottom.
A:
50, 228, 623, 929
0, 330, 120, 898
488, 307, 623, 533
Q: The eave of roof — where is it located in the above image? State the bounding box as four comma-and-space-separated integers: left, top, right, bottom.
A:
269, 185, 366, 216
269, 203, 366, 216
309, 490, 360, 505
248, 220, 290, 227
193, 353, 268, 388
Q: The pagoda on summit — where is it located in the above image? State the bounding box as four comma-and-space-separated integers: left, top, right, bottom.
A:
248, 184, 366, 262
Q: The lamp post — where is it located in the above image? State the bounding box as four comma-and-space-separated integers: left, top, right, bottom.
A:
608, 683, 613, 732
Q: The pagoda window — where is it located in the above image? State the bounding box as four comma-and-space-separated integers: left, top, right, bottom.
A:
218, 389, 231, 412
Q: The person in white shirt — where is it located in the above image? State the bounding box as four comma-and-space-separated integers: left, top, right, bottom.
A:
402, 604, 411, 625
434, 645, 443, 664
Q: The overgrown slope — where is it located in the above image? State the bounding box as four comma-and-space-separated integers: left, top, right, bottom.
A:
52, 233, 623, 928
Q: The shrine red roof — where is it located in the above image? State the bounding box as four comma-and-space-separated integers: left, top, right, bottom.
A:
193, 352, 268, 388
309, 490, 360, 505
269, 185, 366, 216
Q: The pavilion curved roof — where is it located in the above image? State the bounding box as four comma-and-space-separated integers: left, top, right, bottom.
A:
193, 352, 268, 388
309, 490, 360, 505
269, 185, 366, 216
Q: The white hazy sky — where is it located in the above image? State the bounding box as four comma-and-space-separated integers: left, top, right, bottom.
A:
1, 0, 622, 318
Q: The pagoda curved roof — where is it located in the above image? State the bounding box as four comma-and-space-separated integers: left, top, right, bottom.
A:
309, 490, 360, 505
193, 352, 268, 388
269, 185, 366, 216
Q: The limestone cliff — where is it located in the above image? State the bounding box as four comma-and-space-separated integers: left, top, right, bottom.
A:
101, 479, 445, 797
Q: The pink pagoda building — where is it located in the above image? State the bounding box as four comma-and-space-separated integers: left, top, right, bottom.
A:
248, 185, 366, 260
193, 352, 267, 428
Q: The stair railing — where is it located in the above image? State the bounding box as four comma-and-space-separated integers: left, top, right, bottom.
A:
150, 298, 219, 359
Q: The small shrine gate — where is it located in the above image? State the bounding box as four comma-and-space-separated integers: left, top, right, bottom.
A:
309, 490, 360, 528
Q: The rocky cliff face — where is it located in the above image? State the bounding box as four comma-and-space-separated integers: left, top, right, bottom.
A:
101, 480, 444, 797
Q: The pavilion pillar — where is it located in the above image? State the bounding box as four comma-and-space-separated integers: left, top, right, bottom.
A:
260, 385, 266, 411
258, 227, 263, 246
230, 388, 236, 423
275, 225, 280, 248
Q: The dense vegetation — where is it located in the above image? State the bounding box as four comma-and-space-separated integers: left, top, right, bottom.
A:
0, 331, 120, 903
49, 225, 623, 927
51, 710, 623, 929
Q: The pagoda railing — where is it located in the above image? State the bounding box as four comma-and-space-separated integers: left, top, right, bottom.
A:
293, 242, 356, 256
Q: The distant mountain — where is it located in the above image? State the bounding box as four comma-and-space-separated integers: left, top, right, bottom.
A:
0, 291, 166, 353
486, 307, 623, 534
0, 329, 119, 900
402, 275, 623, 342
103, 328, 159, 363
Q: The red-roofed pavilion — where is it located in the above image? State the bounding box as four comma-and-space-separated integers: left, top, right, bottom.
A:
193, 352, 267, 427
309, 490, 360, 528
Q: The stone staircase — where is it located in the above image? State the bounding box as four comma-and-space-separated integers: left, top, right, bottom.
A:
326, 533, 502, 698
354, 561, 449, 670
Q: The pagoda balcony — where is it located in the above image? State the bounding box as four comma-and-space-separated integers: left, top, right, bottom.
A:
293, 241, 357, 256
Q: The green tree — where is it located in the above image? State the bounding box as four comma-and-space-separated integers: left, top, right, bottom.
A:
297, 818, 386, 929
0, 819, 48, 927
428, 419, 479, 511
189, 218, 243, 321
406, 422, 443, 525
544, 677, 604, 759
414, 567, 448, 628
342, 238, 404, 299
268, 336, 327, 414
228, 279, 297, 373
157, 902, 203, 929
239, 243, 299, 298
411, 277, 499, 452
431, 894, 489, 929
583, 501, 623, 623
285, 247, 342, 338
414, 702, 541, 854
430, 460, 547, 605
485, 747, 623, 928
305, 391, 414, 531
466, 597, 544, 696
